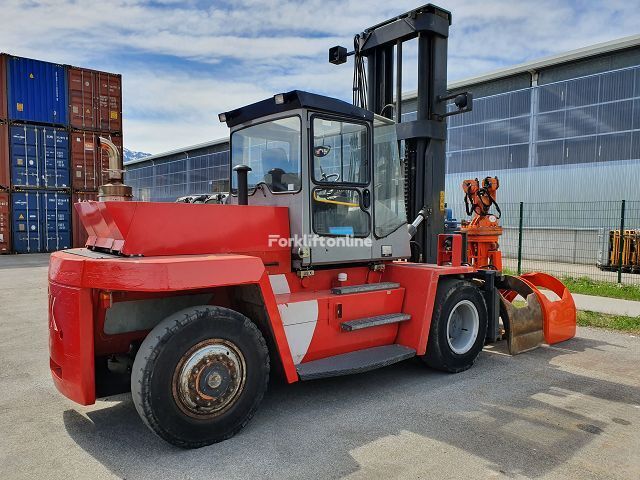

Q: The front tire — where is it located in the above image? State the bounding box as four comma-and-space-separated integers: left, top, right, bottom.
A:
421, 279, 487, 373
131, 306, 269, 448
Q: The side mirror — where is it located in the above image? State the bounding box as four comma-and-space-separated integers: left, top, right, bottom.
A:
314, 145, 331, 157
436, 91, 474, 119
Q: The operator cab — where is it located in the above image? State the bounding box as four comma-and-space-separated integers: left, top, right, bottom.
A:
220, 90, 411, 268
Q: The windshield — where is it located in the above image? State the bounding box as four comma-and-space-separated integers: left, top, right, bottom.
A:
231, 116, 302, 193
373, 117, 407, 237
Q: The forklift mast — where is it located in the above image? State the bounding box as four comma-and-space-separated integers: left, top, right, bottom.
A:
330, 4, 471, 263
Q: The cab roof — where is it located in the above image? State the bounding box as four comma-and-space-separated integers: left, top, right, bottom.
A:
220, 90, 373, 128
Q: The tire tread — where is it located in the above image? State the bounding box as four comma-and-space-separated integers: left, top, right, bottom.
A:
131, 306, 269, 448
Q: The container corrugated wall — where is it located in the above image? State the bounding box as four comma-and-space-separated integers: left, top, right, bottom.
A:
72, 191, 97, 247
0, 54, 7, 120
71, 131, 122, 190
9, 125, 70, 189
68, 67, 122, 132
11, 190, 71, 253
0, 192, 10, 253
0, 122, 8, 190
7, 56, 67, 126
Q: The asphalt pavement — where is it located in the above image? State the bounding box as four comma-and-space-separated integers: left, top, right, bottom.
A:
0, 254, 638, 479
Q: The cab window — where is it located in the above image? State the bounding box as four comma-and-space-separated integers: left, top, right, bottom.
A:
312, 188, 369, 237
373, 118, 407, 237
231, 116, 301, 193
312, 118, 369, 185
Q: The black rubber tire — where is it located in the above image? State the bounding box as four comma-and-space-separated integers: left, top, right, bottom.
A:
421, 279, 487, 373
131, 305, 269, 448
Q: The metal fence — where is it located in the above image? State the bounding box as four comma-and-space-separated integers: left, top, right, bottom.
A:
449, 200, 640, 285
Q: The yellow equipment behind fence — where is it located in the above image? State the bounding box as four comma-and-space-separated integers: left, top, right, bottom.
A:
605, 229, 640, 273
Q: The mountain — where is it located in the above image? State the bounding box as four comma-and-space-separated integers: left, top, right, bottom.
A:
123, 148, 151, 164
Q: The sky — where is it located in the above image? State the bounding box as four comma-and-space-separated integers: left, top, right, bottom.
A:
2, 0, 639, 154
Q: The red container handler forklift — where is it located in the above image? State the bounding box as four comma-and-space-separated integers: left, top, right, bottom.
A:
48, 4, 576, 448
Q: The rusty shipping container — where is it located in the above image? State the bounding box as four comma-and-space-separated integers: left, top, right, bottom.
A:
0, 122, 8, 190
0, 54, 7, 120
68, 67, 122, 132
71, 131, 122, 191
0, 192, 10, 253
72, 191, 97, 248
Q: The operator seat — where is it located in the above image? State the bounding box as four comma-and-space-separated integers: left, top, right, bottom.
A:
262, 148, 300, 192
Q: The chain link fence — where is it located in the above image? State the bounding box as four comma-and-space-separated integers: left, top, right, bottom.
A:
449, 200, 640, 286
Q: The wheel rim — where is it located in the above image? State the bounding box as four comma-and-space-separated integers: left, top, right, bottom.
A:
172, 339, 247, 418
446, 300, 480, 355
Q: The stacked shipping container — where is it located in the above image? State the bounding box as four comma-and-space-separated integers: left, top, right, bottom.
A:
67, 66, 123, 248
0, 53, 123, 253
0, 54, 9, 252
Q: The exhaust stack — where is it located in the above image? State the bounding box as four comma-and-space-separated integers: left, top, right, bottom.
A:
98, 137, 133, 201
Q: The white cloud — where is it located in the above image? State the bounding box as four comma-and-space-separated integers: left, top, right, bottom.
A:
1, 0, 638, 153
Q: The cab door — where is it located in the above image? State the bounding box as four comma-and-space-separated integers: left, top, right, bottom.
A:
306, 113, 373, 265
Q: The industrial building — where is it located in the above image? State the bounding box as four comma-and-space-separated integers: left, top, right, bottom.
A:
125, 35, 640, 216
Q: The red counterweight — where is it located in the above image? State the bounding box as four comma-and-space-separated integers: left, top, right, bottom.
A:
460, 176, 503, 270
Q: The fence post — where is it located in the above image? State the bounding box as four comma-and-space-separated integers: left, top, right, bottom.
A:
517, 201, 524, 275
617, 200, 626, 284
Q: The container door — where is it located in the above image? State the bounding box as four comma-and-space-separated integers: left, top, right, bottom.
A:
71, 131, 98, 190
41, 128, 70, 189
12, 191, 42, 253
41, 192, 71, 252
68, 68, 96, 130
96, 72, 122, 132
10, 125, 41, 188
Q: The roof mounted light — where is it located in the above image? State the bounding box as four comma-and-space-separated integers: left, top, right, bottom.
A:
218, 112, 227, 123
274, 93, 286, 105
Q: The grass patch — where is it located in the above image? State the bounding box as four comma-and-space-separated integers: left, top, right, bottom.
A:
578, 310, 640, 334
501, 269, 640, 302
560, 276, 640, 302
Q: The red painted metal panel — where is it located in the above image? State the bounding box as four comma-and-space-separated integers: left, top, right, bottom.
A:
51, 250, 267, 292
0, 123, 8, 190
68, 67, 122, 132
48, 276, 96, 405
70, 131, 122, 190
76, 201, 291, 272
72, 191, 98, 247
0, 192, 10, 253
301, 288, 405, 362
0, 54, 7, 120
48, 250, 295, 403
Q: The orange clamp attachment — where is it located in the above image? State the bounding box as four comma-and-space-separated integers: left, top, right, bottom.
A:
520, 272, 577, 345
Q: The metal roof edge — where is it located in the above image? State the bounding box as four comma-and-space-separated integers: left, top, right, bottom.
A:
124, 136, 230, 166
399, 34, 640, 101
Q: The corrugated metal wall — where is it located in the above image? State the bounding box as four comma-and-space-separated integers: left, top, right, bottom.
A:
126, 147, 229, 201
444, 64, 640, 222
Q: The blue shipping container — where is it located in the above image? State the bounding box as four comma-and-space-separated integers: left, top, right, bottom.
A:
11, 191, 71, 253
9, 125, 70, 189
7, 56, 67, 125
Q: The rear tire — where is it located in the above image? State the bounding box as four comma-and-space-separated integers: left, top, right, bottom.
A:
421, 279, 487, 373
131, 306, 269, 448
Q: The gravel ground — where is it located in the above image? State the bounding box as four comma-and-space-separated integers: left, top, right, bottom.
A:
0, 254, 638, 479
